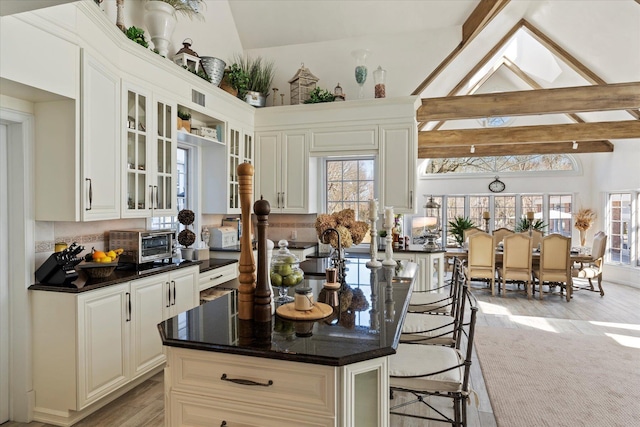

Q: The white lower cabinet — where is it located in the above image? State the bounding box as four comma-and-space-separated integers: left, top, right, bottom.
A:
164, 347, 389, 427
199, 263, 238, 292
31, 266, 199, 425
378, 251, 445, 291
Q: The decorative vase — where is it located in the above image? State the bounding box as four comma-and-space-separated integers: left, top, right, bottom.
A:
245, 90, 266, 107
180, 247, 194, 260
144, 1, 176, 58
579, 229, 587, 247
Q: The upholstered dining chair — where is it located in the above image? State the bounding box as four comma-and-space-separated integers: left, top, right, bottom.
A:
465, 232, 496, 295
533, 234, 572, 301
498, 233, 533, 298
572, 231, 607, 296
492, 227, 514, 246
463, 227, 484, 244
520, 229, 544, 250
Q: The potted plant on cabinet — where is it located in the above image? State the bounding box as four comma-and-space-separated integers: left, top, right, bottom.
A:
448, 216, 476, 247
144, 0, 205, 58
220, 63, 249, 98
234, 55, 275, 107
177, 109, 191, 132
177, 209, 196, 260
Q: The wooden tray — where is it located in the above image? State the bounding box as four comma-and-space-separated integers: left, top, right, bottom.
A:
276, 302, 333, 321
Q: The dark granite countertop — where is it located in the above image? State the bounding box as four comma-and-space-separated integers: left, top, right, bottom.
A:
29, 258, 238, 293
158, 258, 417, 366
211, 241, 318, 252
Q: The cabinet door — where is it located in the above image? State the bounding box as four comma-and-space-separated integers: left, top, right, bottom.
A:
122, 84, 151, 218
152, 97, 177, 216
81, 51, 121, 221
130, 275, 167, 379
380, 124, 416, 214
227, 126, 242, 212
168, 266, 198, 318
77, 283, 129, 409
255, 132, 281, 210
281, 131, 309, 213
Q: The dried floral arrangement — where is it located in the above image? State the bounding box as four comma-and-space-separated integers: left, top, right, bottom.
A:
315, 209, 369, 248
574, 208, 596, 231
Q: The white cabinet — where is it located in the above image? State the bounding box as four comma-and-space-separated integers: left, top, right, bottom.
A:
199, 263, 238, 292
121, 83, 177, 218
378, 250, 445, 291
31, 266, 199, 424
198, 117, 254, 214
34, 50, 121, 221
255, 130, 317, 213
379, 123, 417, 214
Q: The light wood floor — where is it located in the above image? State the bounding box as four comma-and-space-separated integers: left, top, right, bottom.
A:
3, 278, 639, 427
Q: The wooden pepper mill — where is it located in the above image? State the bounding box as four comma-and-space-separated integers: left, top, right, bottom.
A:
253, 196, 272, 322
237, 162, 256, 320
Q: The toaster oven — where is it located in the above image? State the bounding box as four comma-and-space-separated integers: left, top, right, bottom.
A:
110, 229, 175, 264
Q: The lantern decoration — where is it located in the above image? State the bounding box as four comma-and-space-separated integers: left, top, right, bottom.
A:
421, 196, 441, 250
173, 38, 200, 73
288, 63, 319, 105
333, 83, 345, 101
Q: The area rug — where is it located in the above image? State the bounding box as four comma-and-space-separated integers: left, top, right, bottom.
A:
474, 326, 640, 427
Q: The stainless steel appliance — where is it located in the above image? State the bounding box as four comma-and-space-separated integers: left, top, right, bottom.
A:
110, 229, 175, 264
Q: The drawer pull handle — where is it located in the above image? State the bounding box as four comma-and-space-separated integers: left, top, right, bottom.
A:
220, 373, 273, 387
210, 274, 224, 281
220, 422, 227, 427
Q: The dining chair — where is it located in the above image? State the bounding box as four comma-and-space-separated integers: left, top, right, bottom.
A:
533, 234, 572, 301
390, 285, 478, 426
463, 227, 484, 244
492, 227, 514, 246
520, 229, 543, 250
465, 232, 496, 295
498, 233, 533, 298
572, 231, 607, 296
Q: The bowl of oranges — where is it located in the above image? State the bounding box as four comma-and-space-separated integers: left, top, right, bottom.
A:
78, 248, 124, 278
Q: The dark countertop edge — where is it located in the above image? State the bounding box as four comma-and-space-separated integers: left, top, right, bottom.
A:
158, 336, 396, 367
211, 241, 318, 252
29, 259, 237, 293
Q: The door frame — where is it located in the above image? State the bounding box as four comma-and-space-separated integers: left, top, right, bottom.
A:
0, 107, 36, 422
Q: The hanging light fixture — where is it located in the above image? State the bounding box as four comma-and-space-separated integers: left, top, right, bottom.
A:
470, 145, 476, 154
572, 141, 579, 150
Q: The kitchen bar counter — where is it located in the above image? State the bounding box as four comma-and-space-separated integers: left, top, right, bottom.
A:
29, 258, 237, 293
210, 240, 318, 252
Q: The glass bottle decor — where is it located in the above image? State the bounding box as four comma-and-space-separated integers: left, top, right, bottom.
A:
373, 66, 386, 98
352, 49, 371, 99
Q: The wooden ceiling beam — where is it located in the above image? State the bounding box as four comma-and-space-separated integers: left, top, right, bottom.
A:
417, 82, 640, 122
418, 121, 640, 147
462, 0, 510, 45
419, 140, 614, 158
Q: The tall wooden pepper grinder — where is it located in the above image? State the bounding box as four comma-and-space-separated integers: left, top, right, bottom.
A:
253, 196, 272, 322
237, 162, 256, 320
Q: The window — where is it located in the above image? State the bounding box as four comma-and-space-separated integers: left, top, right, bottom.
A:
494, 195, 516, 230
548, 195, 572, 237
608, 193, 631, 265
424, 154, 577, 175
469, 196, 489, 229
150, 146, 190, 230
325, 157, 375, 220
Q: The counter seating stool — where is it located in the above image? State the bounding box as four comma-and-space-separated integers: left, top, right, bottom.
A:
572, 231, 607, 296
465, 232, 496, 295
408, 258, 462, 315
497, 233, 533, 298
533, 234, 572, 302
390, 285, 478, 427
492, 227, 514, 247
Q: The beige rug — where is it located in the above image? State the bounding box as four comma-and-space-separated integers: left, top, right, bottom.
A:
474, 326, 640, 427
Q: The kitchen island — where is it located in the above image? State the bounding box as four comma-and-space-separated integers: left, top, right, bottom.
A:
158, 258, 417, 426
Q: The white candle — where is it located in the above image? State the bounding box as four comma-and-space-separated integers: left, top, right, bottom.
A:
384, 206, 394, 228
369, 199, 378, 220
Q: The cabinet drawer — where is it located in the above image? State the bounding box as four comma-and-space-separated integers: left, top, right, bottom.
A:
170, 391, 335, 427
199, 263, 238, 291
310, 126, 377, 153
169, 349, 336, 416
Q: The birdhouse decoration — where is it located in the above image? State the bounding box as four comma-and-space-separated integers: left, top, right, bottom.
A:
288, 63, 319, 105
173, 38, 200, 73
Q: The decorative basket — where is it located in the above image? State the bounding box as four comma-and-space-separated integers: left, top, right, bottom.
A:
78, 258, 119, 279
199, 57, 226, 87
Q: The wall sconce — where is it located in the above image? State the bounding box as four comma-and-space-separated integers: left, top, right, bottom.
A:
572, 141, 578, 150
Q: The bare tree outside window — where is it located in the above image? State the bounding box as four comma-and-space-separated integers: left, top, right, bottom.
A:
326, 158, 375, 221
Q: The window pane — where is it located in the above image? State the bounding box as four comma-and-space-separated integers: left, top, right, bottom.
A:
325, 158, 375, 231
548, 195, 572, 237
609, 193, 631, 265
494, 196, 516, 230
469, 196, 489, 229
343, 161, 358, 180
327, 182, 342, 202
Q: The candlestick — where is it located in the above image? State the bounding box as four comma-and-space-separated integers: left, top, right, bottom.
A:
367, 213, 382, 268
382, 221, 395, 266
483, 211, 490, 220
369, 198, 378, 220
526, 211, 535, 221
384, 206, 394, 228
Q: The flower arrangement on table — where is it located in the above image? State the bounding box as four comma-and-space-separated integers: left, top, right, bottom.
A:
314, 209, 369, 248
574, 208, 596, 246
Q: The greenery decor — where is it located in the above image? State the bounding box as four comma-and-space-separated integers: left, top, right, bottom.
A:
177, 209, 196, 248
224, 63, 250, 98
125, 26, 149, 48
448, 216, 476, 247
515, 218, 547, 233
304, 87, 336, 104
234, 54, 275, 96
177, 109, 191, 120
152, 0, 206, 20
182, 65, 211, 83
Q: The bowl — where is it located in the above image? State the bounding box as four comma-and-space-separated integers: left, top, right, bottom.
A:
78, 258, 119, 279
199, 57, 226, 86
